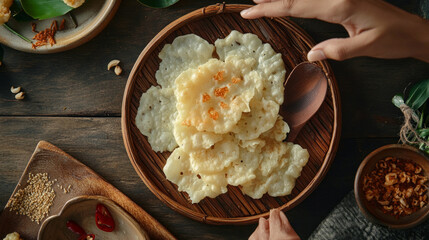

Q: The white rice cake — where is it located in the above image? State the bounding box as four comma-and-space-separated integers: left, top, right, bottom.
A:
189, 134, 239, 174
226, 146, 262, 186
238, 138, 266, 153
163, 148, 228, 203
261, 116, 290, 142
156, 34, 214, 88
173, 118, 223, 152
135, 86, 177, 152
175, 56, 263, 134
240, 142, 309, 199
215, 30, 286, 105
232, 98, 279, 141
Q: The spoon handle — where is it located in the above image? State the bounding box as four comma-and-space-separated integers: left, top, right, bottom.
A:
286, 123, 305, 142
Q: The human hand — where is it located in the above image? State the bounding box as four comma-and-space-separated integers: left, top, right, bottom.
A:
249, 208, 300, 240
241, 0, 429, 63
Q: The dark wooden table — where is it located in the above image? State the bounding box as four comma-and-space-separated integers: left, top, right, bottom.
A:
1, 0, 428, 239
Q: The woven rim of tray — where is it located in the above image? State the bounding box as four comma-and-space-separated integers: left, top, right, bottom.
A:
121, 3, 342, 225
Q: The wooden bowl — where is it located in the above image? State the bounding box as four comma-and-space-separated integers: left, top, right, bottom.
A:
121, 3, 341, 225
38, 195, 149, 239
0, 0, 120, 54
354, 144, 429, 229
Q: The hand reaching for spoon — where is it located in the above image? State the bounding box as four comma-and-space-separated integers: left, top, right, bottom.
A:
241, 0, 429, 63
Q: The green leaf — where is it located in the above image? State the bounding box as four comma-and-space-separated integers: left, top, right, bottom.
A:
21, 0, 73, 20
406, 79, 429, 110
417, 128, 429, 137
0, 44, 4, 62
137, 0, 179, 8
10, 0, 34, 21
392, 94, 405, 108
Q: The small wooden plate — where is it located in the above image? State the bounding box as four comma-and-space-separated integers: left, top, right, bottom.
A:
0, 0, 120, 54
122, 3, 342, 225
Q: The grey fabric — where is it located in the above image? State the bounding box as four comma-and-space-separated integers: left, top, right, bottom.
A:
309, 191, 429, 240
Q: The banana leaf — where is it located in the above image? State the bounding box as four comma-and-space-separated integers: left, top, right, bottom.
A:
21, 0, 73, 20
406, 79, 429, 110
137, 0, 179, 8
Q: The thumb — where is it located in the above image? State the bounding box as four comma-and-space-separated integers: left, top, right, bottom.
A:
307, 36, 367, 62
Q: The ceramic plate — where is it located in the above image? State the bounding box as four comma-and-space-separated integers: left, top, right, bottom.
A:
38, 195, 148, 239
0, 0, 120, 53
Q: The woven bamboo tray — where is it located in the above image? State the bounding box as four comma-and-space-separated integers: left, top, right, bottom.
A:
122, 3, 341, 225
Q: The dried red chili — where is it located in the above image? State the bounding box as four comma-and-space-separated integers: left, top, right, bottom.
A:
66, 220, 95, 240
66, 220, 87, 236
95, 204, 115, 232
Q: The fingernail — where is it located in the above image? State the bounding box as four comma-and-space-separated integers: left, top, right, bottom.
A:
240, 8, 252, 17
307, 49, 326, 62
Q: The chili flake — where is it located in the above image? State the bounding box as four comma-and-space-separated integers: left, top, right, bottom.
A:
208, 107, 219, 120
59, 19, 66, 31
182, 120, 191, 126
202, 93, 211, 102
220, 102, 229, 109
31, 23, 38, 33
31, 19, 65, 49
213, 71, 225, 81
214, 86, 229, 98
231, 77, 242, 84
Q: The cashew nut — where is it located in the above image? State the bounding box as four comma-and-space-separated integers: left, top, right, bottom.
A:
107, 59, 120, 70
15, 92, 25, 100
10, 86, 21, 94
114, 65, 122, 76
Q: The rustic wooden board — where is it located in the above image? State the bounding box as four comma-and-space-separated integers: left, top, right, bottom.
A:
0, 141, 175, 240
122, 4, 341, 225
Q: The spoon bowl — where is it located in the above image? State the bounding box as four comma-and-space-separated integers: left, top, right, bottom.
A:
280, 62, 328, 141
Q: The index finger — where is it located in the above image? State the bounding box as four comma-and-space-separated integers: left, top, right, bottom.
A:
241, 0, 350, 24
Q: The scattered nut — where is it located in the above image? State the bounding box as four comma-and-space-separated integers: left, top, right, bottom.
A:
385, 173, 398, 186
15, 92, 25, 100
10, 86, 21, 94
114, 65, 122, 76
0, 61, 2, 66
107, 59, 120, 70
383, 205, 393, 211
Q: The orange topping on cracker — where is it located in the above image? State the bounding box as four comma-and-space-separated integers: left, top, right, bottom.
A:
214, 86, 229, 98
231, 77, 242, 84
220, 102, 229, 109
208, 107, 219, 120
182, 120, 191, 126
202, 93, 211, 102
213, 71, 225, 81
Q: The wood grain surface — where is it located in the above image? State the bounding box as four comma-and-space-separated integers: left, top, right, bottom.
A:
0, 0, 429, 239
0, 141, 174, 240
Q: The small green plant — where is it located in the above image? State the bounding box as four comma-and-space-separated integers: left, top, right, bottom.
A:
392, 79, 429, 154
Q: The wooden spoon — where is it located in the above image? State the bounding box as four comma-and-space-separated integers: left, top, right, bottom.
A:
280, 62, 328, 142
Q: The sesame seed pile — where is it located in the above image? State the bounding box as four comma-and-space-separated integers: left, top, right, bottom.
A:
6, 172, 56, 224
